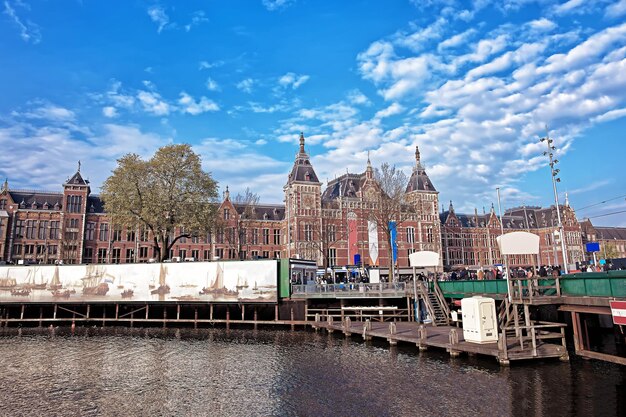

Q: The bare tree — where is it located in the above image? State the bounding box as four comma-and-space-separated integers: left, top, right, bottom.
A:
301, 218, 349, 275
221, 188, 260, 260
368, 162, 410, 282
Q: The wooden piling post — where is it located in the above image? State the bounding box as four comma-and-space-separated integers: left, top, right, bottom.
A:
20, 304, 25, 321
102, 308, 106, 327
226, 307, 230, 330
163, 307, 167, 328
177, 304, 181, 322
388, 322, 397, 345
449, 328, 460, 357
254, 308, 258, 330
417, 324, 428, 351
290, 307, 295, 331
39, 307, 43, 328
194, 307, 198, 329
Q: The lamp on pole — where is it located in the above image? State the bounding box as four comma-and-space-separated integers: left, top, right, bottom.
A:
496, 187, 511, 302
540, 133, 569, 274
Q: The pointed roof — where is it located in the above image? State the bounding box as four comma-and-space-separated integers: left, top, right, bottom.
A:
286, 132, 321, 186
406, 145, 437, 193
65, 171, 89, 187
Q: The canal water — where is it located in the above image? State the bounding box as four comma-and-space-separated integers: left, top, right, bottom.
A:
0, 327, 623, 417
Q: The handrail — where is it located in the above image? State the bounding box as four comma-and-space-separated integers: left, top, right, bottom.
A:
432, 280, 450, 318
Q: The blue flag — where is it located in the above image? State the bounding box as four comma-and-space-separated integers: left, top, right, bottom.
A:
389, 221, 397, 263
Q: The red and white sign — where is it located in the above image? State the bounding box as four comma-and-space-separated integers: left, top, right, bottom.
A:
610, 300, 626, 325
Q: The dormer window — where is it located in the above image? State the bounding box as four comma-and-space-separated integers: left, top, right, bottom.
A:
263, 213, 269, 220
31, 201, 37, 209
43, 202, 49, 210
89, 204, 95, 213
54, 202, 60, 210
19, 199, 26, 208
305, 171, 311, 181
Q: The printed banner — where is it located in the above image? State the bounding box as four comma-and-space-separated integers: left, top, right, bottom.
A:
389, 221, 398, 263
368, 220, 379, 265
347, 212, 358, 264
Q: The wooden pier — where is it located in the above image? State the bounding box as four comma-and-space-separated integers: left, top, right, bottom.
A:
311, 316, 569, 365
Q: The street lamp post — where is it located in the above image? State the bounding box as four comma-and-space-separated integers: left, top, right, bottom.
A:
540, 134, 569, 274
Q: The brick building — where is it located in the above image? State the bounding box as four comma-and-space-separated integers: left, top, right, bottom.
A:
440, 199, 585, 270
580, 219, 626, 263
0, 134, 441, 270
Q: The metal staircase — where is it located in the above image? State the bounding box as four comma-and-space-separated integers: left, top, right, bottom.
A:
417, 281, 449, 326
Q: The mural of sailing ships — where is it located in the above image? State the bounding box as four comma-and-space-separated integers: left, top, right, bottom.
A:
150, 263, 170, 295
49, 266, 63, 290
82, 266, 111, 296
199, 263, 236, 296
0, 270, 17, 290
236, 274, 249, 290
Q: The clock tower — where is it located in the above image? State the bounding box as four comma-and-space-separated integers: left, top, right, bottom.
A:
283, 133, 322, 262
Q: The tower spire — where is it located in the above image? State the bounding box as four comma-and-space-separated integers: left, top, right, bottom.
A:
299, 132, 305, 154
415, 146, 421, 167
78, 160, 81, 173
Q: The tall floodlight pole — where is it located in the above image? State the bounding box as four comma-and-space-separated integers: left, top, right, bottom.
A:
540, 133, 569, 274
496, 187, 511, 302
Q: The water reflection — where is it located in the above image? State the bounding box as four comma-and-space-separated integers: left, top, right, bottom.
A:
0, 327, 623, 417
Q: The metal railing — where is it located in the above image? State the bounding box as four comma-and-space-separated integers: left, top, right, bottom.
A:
291, 282, 407, 298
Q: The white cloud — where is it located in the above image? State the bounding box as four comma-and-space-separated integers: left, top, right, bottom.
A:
102, 106, 118, 118
185, 10, 208, 32
137, 90, 170, 115
347, 89, 371, 105
147, 6, 169, 33
278, 72, 310, 89
199, 60, 225, 70
205, 77, 220, 91
3, 0, 41, 44
606, 0, 626, 18
255, 139, 267, 145
178, 92, 219, 115
592, 107, 626, 123
236, 78, 255, 93
552, 0, 586, 15
262, 0, 295, 11
374, 103, 404, 119
528, 18, 557, 32
438, 29, 477, 51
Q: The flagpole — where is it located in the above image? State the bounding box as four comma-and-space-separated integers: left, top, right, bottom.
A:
496, 187, 511, 302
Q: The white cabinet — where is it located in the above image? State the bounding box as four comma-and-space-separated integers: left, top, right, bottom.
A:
461, 296, 498, 343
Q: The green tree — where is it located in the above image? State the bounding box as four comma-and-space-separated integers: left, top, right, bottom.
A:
101, 144, 219, 262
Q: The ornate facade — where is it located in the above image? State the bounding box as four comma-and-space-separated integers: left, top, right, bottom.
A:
440, 200, 585, 270
0, 134, 441, 269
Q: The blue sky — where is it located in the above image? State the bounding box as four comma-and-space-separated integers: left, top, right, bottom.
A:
1, 0, 625, 226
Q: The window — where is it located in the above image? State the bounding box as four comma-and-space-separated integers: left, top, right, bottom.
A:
227, 228, 235, 243
304, 224, 313, 241
273, 251, 280, 259
99, 224, 109, 241
273, 229, 280, 245
215, 248, 224, 259
252, 229, 259, 245
203, 249, 211, 261
112, 225, 122, 241
83, 247, 93, 263
327, 225, 336, 242
25, 245, 35, 255
406, 227, 415, 244
97, 248, 108, 263
262, 251, 269, 259
65, 219, 79, 241
49, 221, 60, 240
228, 249, 237, 259
66, 195, 82, 213
48, 245, 58, 256
14, 220, 24, 238
139, 247, 149, 259
191, 249, 199, 260
216, 228, 224, 244
328, 248, 337, 266
37, 245, 46, 255
240, 229, 247, 245
127, 230, 136, 242
426, 227, 433, 243
12, 244, 22, 257
26, 220, 36, 239
0, 199, 5, 210
111, 248, 121, 264
38, 221, 48, 239
224, 208, 230, 220
85, 222, 95, 241
179, 249, 187, 260
126, 248, 134, 263
262, 228, 269, 245
251, 250, 259, 259
139, 227, 149, 242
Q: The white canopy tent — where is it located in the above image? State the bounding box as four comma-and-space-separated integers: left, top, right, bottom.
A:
496, 231, 540, 301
